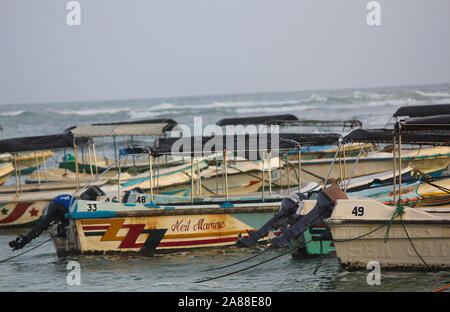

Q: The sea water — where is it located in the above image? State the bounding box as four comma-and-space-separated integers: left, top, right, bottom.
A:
0, 83, 449, 291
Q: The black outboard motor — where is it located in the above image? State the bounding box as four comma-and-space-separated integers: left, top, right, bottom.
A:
236, 192, 307, 247
9, 194, 74, 250
236, 185, 347, 248
122, 187, 145, 203
80, 185, 105, 200
271, 185, 347, 248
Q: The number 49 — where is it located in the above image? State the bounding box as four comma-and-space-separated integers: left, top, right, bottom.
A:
352, 206, 364, 216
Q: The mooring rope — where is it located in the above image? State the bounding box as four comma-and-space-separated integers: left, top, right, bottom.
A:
0, 238, 52, 264
332, 204, 429, 266
195, 250, 290, 284
399, 218, 429, 267
196, 239, 317, 282
201, 248, 270, 272
313, 240, 323, 275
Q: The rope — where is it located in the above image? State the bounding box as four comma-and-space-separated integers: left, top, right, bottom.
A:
332, 204, 429, 267
399, 218, 429, 267
0, 238, 52, 264
201, 248, 269, 272
413, 167, 450, 194
313, 240, 323, 275
383, 204, 405, 243
194, 250, 290, 284
332, 204, 404, 243
196, 239, 316, 283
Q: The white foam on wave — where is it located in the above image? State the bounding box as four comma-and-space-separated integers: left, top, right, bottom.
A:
236, 105, 316, 114
365, 98, 422, 107
353, 91, 386, 100
304, 94, 327, 102
57, 107, 131, 115
413, 90, 450, 97
179, 99, 302, 110
147, 102, 176, 110
0, 110, 26, 116
128, 110, 173, 119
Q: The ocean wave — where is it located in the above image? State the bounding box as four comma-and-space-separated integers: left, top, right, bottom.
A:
146, 102, 176, 110
413, 90, 450, 97
56, 107, 131, 115
365, 98, 423, 107
304, 94, 327, 102
0, 109, 27, 116
180, 99, 303, 110
352, 91, 386, 100
236, 105, 316, 114
128, 110, 174, 119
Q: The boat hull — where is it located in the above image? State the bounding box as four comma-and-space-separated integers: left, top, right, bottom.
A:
329, 220, 450, 270
279, 147, 450, 184
327, 199, 450, 270
0, 162, 14, 185
50, 201, 280, 256
0, 200, 47, 228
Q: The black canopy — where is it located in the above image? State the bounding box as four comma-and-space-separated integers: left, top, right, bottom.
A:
151, 132, 341, 158
393, 104, 450, 118
0, 132, 90, 153
92, 118, 178, 132
216, 114, 299, 126
399, 115, 450, 131
344, 128, 450, 145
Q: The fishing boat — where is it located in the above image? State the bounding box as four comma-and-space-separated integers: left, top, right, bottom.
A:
58, 118, 178, 174
327, 198, 450, 270
0, 150, 54, 174
415, 177, 450, 206
216, 114, 368, 160
237, 112, 450, 270
7, 133, 322, 254
148, 132, 342, 196
0, 162, 14, 186
274, 145, 450, 186
0, 132, 91, 228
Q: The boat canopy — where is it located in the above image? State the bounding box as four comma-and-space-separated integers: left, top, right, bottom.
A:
216, 114, 299, 126
150, 132, 341, 157
0, 132, 90, 153
68, 118, 178, 138
343, 128, 450, 145
398, 114, 450, 132
294, 119, 362, 128
216, 114, 362, 129
393, 104, 450, 118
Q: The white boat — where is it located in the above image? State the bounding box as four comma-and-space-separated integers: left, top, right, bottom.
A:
327, 197, 450, 270
0, 132, 91, 227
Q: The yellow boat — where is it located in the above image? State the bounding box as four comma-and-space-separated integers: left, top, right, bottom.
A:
0, 162, 14, 185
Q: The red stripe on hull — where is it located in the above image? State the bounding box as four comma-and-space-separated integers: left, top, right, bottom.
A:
158, 236, 238, 247
0, 203, 33, 224
82, 226, 110, 231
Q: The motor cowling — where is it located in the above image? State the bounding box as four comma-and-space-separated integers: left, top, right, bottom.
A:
9, 194, 73, 251
236, 192, 307, 248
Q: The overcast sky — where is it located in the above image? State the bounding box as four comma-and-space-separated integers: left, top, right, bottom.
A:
1, 0, 449, 105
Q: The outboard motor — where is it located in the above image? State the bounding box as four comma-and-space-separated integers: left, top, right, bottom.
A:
236, 192, 307, 247
9, 194, 73, 251
122, 187, 145, 203
80, 186, 105, 201
271, 185, 347, 248
236, 185, 347, 248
